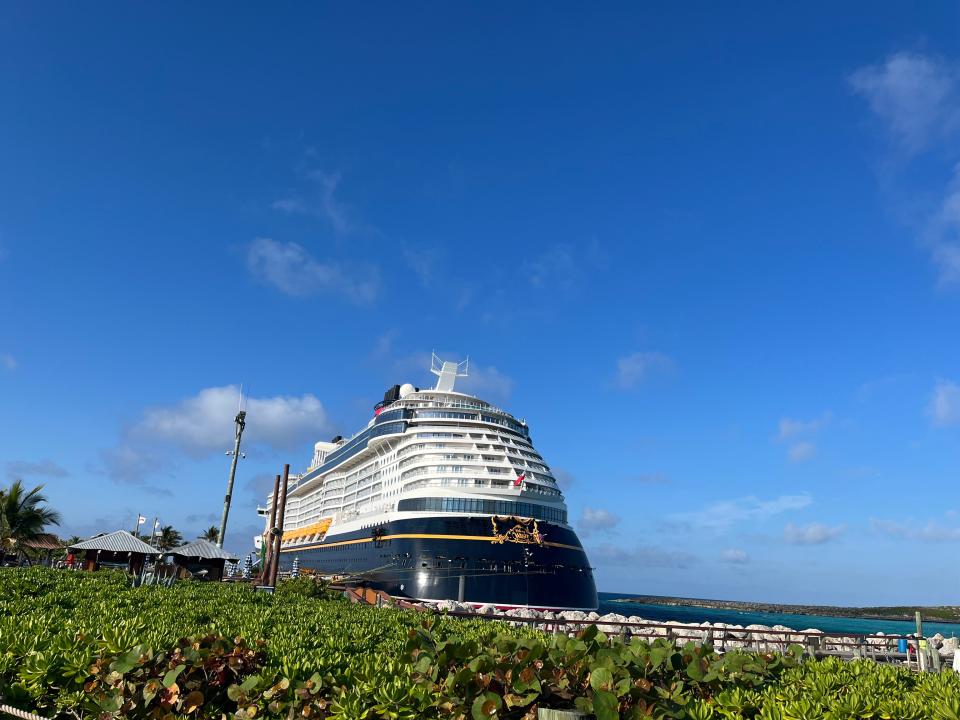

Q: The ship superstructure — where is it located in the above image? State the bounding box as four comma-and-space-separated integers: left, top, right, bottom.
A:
260, 356, 597, 609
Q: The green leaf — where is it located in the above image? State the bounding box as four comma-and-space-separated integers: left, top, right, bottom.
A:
590, 667, 613, 692
471, 691, 502, 720
109, 650, 139, 674
593, 689, 619, 720
163, 664, 186, 688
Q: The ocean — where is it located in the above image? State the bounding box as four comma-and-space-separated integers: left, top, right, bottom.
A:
598, 592, 960, 637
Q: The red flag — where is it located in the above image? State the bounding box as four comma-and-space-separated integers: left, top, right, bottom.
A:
513, 472, 525, 487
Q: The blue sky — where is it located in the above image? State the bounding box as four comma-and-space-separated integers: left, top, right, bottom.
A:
2, 3, 959, 604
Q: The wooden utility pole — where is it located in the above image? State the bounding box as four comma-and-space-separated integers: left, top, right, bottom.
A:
268, 464, 290, 587
261, 474, 281, 581
217, 409, 247, 547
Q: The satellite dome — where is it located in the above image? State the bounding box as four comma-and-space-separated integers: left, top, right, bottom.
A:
399, 383, 415, 398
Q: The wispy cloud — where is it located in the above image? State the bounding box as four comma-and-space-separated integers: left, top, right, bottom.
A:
5, 459, 69, 480
928, 379, 960, 426
100, 385, 330, 484
668, 494, 812, 532
577, 506, 621, 536
615, 351, 673, 390
784, 522, 846, 545
590, 542, 698, 569
849, 52, 960, 155
272, 170, 356, 235
402, 243, 440, 287
720, 548, 749, 564
871, 517, 960, 542
778, 413, 830, 439
923, 167, 960, 287
522, 239, 607, 291
452, 365, 511, 404
245, 238, 379, 304
777, 412, 829, 462
787, 441, 816, 463
850, 51, 960, 286
0, 353, 16, 371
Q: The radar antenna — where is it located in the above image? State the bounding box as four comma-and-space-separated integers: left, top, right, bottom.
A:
430, 352, 469, 392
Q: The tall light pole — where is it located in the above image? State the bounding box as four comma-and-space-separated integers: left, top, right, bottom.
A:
217, 409, 246, 547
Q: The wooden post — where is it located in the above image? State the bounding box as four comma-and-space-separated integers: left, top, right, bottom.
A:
268, 464, 290, 587
262, 474, 281, 581
916, 612, 927, 672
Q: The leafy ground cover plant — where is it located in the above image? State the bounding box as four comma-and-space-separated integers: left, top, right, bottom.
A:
1, 568, 959, 719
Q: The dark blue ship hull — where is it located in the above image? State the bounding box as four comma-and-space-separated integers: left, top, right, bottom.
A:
278, 516, 597, 610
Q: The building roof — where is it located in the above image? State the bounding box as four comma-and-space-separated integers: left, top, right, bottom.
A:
68, 530, 161, 555
164, 539, 238, 562
22, 533, 63, 550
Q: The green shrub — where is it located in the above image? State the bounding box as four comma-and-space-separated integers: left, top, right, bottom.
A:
1, 568, 959, 719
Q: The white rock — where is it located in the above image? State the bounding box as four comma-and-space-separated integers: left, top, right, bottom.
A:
475, 603, 498, 615
939, 637, 959, 656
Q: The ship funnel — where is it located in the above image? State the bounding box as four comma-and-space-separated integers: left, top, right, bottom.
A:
430, 352, 469, 392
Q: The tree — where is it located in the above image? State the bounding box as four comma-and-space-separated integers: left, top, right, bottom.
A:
156, 525, 183, 551
0, 480, 62, 564
200, 526, 220, 543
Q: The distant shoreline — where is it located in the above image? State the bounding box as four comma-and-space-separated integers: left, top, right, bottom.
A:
610, 595, 960, 625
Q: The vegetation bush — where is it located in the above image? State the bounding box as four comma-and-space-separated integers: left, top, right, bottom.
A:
1, 568, 959, 719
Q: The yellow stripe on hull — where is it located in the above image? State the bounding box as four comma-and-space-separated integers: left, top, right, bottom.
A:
279, 532, 585, 553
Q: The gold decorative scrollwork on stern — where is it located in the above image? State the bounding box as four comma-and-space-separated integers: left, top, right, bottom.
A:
490, 515, 545, 545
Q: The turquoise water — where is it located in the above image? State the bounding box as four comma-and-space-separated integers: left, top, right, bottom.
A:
598, 593, 959, 637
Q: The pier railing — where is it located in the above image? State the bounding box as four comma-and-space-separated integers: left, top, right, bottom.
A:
389, 601, 945, 670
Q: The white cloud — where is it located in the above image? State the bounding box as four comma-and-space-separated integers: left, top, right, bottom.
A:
615, 351, 673, 390
924, 169, 960, 287
101, 385, 330, 484
524, 244, 578, 289
871, 518, 960, 542
272, 170, 355, 235
246, 238, 379, 304
784, 522, 846, 545
1, 353, 16, 371
521, 239, 607, 290
371, 329, 400, 360
777, 413, 829, 462
778, 413, 830, 439
929, 379, 960, 426
720, 548, 749, 564
850, 52, 960, 287
5, 459, 69, 479
590, 543, 697, 568
849, 52, 960, 154
577, 506, 621, 536
458, 364, 513, 402
402, 244, 439, 287
136, 385, 329, 457
787, 441, 816, 463
668, 494, 812, 532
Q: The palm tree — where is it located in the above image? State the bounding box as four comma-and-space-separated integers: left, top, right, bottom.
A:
156, 525, 183, 551
0, 480, 62, 564
200, 526, 220, 543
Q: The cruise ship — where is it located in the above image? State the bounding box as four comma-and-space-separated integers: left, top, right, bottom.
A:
260, 356, 597, 610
